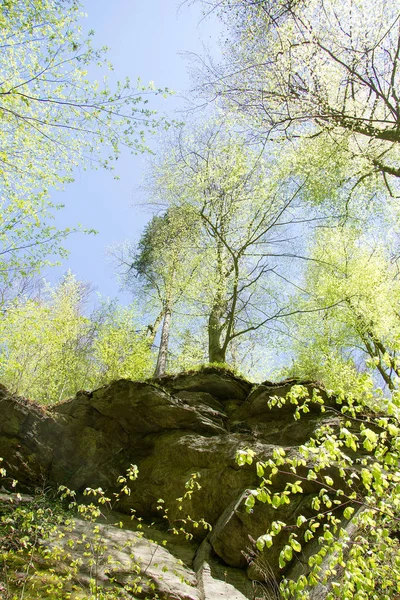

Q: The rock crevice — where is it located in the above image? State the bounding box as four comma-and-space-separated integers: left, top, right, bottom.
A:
0, 367, 350, 599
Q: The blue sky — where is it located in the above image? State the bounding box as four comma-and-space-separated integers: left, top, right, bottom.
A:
49, 0, 222, 301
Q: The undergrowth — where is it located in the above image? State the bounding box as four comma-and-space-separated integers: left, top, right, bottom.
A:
0, 460, 212, 600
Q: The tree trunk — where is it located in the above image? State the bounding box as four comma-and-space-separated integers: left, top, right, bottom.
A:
154, 304, 171, 377
208, 303, 226, 363
208, 237, 228, 364
147, 309, 164, 346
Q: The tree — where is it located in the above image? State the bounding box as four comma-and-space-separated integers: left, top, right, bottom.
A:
0, 0, 166, 286
278, 227, 400, 391
151, 123, 309, 364
92, 301, 155, 385
0, 272, 93, 402
114, 206, 201, 376
0, 272, 154, 403
196, 0, 400, 193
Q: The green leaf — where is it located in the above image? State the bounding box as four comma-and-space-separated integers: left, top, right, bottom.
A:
257, 533, 273, 550
323, 530, 334, 542
290, 538, 302, 553
283, 544, 293, 561
343, 506, 355, 520
296, 515, 307, 527
304, 529, 313, 542
245, 493, 255, 511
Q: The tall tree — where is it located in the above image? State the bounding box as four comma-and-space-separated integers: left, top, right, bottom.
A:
0, 272, 153, 403
279, 227, 400, 391
114, 206, 200, 376
151, 123, 309, 364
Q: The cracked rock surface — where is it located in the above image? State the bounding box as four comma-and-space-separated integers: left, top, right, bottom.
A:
0, 367, 347, 599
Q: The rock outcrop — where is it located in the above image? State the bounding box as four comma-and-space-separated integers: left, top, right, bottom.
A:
0, 367, 350, 599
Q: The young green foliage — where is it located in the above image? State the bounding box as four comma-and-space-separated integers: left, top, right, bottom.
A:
281, 227, 400, 392
0, 0, 166, 285
149, 122, 306, 365
0, 272, 154, 403
237, 384, 400, 599
197, 0, 400, 192
0, 460, 165, 599
114, 205, 202, 376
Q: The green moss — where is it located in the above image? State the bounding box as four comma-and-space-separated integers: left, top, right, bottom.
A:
148, 362, 251, 385
2, 552, 84, 599
0, 474, 162, 600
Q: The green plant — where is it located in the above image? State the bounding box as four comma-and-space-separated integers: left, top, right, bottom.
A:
237, 385, 400, 599
0, 274, 154, 404
0, 0, 166, 286
0, 460, 165, 599
157, 472, 212, 541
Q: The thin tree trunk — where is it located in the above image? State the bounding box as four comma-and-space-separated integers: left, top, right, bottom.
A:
154, 304, 171, 377
147, 309, 164, 346
208, 234, 228, 364
208, 302, 226, 363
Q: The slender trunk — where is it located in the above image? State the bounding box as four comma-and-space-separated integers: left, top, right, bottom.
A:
147, 309, 164, 346
154, 304, 171, 377
208, 301, 226, 363
208, 234, 228, 364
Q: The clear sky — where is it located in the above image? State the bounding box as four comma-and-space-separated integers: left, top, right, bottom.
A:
48, 0, 222, 301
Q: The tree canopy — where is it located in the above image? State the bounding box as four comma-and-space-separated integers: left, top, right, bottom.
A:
0, 272, 153, 403
0, 0, 165, 288
114, 205, 201, 376
197, 0, 400, 195
145, 122, 319, 365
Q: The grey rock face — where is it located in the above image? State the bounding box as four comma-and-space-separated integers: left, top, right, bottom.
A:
0, 367, 354, 599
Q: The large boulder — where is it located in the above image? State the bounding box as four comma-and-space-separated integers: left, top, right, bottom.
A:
0, 367, 356, 599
